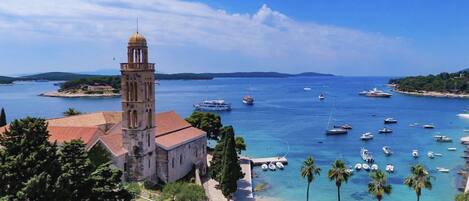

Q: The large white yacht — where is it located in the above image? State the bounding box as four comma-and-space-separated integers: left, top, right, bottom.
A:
362, 88, 392, 98
193, 99, 232, 111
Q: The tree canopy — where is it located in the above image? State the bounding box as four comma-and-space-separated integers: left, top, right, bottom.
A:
218, 126, 244, 199
390, 71, 469, 93
158, 182, 207, 201
0, 108, 6, 127
186, 112, 223, 141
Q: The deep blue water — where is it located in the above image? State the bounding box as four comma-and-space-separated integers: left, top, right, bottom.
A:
1, 77, 468, 201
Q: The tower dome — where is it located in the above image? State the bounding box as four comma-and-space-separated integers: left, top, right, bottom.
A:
128, 32, 147, 46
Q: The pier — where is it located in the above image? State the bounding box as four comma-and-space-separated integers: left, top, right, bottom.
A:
251, 156, 288, 166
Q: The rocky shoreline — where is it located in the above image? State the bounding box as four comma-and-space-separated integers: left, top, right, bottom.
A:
40, 91, 120, 98
392, 89, 469, 99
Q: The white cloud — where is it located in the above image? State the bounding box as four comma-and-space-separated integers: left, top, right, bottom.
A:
0, 0, 413, 75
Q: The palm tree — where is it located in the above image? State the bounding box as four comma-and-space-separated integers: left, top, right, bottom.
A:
300, 156, 321, 201
404, 164, 433, 201
368, 170, 392, 201
455, 192, 469, 201
63, 108, 82, 116
328, 160, 351, 201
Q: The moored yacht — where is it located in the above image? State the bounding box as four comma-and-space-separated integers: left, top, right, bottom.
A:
385, 164, 394, 173
360, 132, 374, 141
427, 151, 435, 159
354, 163, 362, 170
242, 95, 254, 105
384, 118, 398, 124
364, 88, 392, 98
379, 128, 393, 134
319, 94, 326, 100
326, 128, 348, 135
382, 146, 393, 156
412, 150, 419, 158
194, 99, 231, 111
423, 124, 435, 129
433, 135, 452, 142
361, 148, 374, 163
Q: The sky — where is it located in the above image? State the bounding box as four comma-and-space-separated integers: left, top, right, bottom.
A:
0, 0, 469, 76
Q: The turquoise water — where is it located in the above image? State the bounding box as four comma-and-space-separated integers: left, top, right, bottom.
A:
1, 77, 468, 201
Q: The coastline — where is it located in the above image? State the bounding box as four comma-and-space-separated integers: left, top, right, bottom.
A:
40, 91, 120, 98
392, 89, 469, 99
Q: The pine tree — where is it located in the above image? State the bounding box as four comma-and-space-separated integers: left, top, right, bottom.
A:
0, 108, 6, 127
219, 126, 243, 200
56, 140, 94, 200
0, 117, 61, 199
89, 162, 133, 201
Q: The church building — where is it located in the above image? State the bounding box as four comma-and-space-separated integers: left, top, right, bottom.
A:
0, 32, 208, 183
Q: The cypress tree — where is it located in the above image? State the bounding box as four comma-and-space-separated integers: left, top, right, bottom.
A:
0, 108, 6, 127
0, 117, 61, 199
209, 126, 228, 181
219, 126, 244, 200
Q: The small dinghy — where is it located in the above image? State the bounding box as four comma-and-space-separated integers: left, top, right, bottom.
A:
382, 146, 393, 156
412, 150, 419, 158
261, 164, 268, 171
362, 163, 370, 171
276, 162, 284, 169
354, 163, 362, 170
385, 164, 394, 173
436, 167, 450, 173
371, 164, 379, 171
346, 168, 354, 174
448, 147, 457, 151
268, 162, 276, 171
427, 151, 435, 159
304, 87, 312, 91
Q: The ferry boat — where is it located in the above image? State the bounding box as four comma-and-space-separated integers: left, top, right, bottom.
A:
362, 88, 392, 98
193, 99, 231, 111
242, 95, 254, 105
382, 146, 393, 156
384, 118, 398, 124
360, 132, 374, 141
361, 148, 374, 163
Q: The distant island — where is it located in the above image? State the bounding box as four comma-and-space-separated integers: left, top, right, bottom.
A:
389, 70, 469, 98
2, 71, 332, 97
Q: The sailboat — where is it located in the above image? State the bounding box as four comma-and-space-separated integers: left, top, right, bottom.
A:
326, 101, 347, 135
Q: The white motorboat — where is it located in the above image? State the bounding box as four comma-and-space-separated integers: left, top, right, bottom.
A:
382, 146, 393, 156
242, 95, 254, 105
319, 94, 325, 100
261, 164, 268, 171
362, 163, 370, 171
464, 128, 469, 133
361, 148, 375, 163
360, 132, 374, 141
385, 164, 394, 173
364, 88, 392, 98
427, 151, 435, 159
268, 163, 276, 171
371, 164, 379, 171
276, 162, 284, 169
340, 124, 353, 130
304, 87, 312, 91
434, 153, 443, 157
354, 163, 362, 170
436, 167, 450, 173
379, 128, 393, 134
412, 150, 419, 158
359, 90, 368, 96
384, 118, 398, 124
423, 124, 435, 129
448, 147, 457, 151
346, 168, 354, 174
326, 128, 348, 135
194, 99, 231, 111
434, 136, 452, 142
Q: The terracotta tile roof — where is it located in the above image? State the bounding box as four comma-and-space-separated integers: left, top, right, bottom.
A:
48, 126, 104, 148
156, 127, 206, 150
96, 133, 128, 156
47, 112, 121, 127
154, 111, 192, 136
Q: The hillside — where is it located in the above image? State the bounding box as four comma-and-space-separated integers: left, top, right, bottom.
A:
19, 72, 98, 81
201, 71, 333, 78
389, 71, 469, 94
0, 76, 15, 84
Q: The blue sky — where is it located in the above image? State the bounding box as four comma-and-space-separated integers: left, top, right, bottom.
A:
0, 0, 468, 76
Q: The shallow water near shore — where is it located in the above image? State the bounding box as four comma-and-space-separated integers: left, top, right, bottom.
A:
1, 77, 468, 201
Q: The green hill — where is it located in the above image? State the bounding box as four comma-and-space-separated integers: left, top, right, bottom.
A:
0, 76, 15, 84
389, 71, 469, 93
19, 72, 97, 81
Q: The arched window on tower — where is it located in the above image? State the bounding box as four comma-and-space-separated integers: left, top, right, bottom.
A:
127, 110, 132, 128
132, 82, 138, 101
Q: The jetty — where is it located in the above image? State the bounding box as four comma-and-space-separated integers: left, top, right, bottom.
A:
251, 156, 288, 166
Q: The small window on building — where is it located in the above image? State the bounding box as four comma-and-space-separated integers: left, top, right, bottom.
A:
180, 154, 183, 165
147, 133, 150, 147
195, 149, 198, 157
172, 158, 175, 168
124, 163, 127, 171
148, 158, 150, 168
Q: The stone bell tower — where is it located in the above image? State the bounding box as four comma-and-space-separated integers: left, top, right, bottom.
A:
121, 31, 156, 181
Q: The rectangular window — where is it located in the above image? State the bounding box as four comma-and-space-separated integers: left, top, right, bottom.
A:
172, 158, 175, 168
180, 154, 183, 165
148, 158, 150, 168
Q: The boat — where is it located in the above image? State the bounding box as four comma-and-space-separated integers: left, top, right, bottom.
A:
319, 94, 325, 100
268, 162, 276, 171
193, 99, 231, 111
275, 162, 284, 169
358, 90, 368, 96
361, 148, 374, 163
326, 128, 348, 135
341, 124, 352, 130
261, 164, 268, 171
354, 163, 362, 170
464, 128, 469, 133
448, 147, 457, 151
364, 88, 392, 98
379, 128, 393, 134
242, 95, 254, 105
384, 118, 397, 124
385, 164, 394, 173
412, 150, 419, 158
434, 135, 452, 142
371, 164, 379, 171
382, 146, 393, 156
346, 168, 354, 174
436, 167, 450, 173
423, 124, 435, 129
434, 153, 443, 157
304, 87, 312, 91
427, 151, 435, 159
362, 163, 370, 171
360, 132, 374, 141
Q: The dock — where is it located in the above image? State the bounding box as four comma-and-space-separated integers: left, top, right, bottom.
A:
251, 156, 288, 166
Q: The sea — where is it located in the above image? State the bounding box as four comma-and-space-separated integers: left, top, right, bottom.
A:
1, 76, 468, 201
